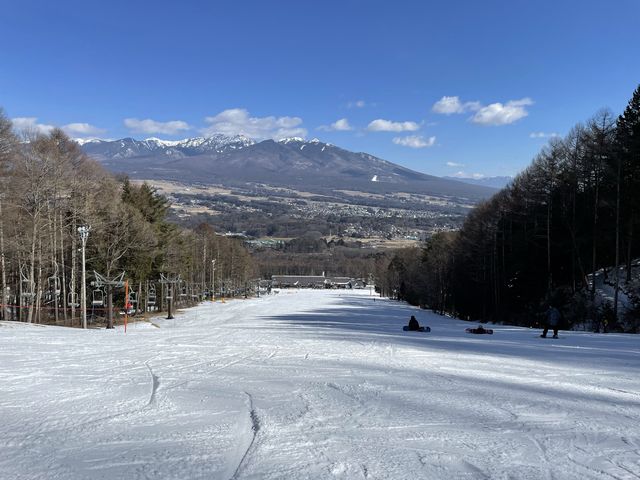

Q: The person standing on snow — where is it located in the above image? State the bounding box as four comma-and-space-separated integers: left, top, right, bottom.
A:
541, 305, 561, 338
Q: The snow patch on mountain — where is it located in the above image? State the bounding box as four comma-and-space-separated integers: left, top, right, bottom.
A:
278, 137, 306, 144
144, 137, 184, 147
73, 138, 109, 146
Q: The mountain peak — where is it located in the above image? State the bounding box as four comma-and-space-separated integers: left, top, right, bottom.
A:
73, 137, 108, 145
278, 137, 307, 144
144, 137, 184, 147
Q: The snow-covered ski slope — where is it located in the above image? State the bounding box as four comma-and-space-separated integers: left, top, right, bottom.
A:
1, 289, 639, 480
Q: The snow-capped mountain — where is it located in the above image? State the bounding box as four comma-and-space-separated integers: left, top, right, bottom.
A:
277, 137, 308, 145
171, 135, 255, 154
79, 134, 254, 160
73, 137, 110, 146
79, 135, 496, 200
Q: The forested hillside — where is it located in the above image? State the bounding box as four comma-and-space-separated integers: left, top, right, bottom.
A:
381, 85, 640, 332
0, 113, 254, 327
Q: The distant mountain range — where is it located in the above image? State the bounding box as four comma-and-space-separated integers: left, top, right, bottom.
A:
79, 136, 497, 200
79, 134, 254, 159
442, 176, 512, 190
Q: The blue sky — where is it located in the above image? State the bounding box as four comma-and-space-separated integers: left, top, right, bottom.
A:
1, 0, 638, 178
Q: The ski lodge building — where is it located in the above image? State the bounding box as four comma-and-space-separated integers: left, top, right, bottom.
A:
271, 273, 364, 289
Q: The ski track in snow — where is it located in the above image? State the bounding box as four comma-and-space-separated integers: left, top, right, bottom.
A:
228, 392, 260, 480
144, 362, 160, 407
1, 289, 639, 479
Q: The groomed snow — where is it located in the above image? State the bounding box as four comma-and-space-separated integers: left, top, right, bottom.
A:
1, 290, 639, 479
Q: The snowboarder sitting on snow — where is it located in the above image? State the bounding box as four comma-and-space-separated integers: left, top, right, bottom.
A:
407, 315, 420, 331
465, 324, 494, 334
541, 305, 560, 338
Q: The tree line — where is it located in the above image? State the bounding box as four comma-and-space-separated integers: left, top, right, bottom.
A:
252, 239, 391, 281
382, 85, 640, 332
0, 112, 254, 327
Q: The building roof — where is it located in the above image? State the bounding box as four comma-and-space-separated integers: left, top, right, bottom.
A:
271, 275, 326, 285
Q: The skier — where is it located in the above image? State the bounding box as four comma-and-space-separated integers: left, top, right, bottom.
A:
541, 305, 561, 338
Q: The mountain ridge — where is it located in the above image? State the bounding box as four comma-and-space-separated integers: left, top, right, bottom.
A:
442, 175, 512, 190
79, 135, 497, 200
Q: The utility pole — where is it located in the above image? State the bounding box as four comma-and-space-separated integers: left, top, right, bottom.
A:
78, 225, 90, 329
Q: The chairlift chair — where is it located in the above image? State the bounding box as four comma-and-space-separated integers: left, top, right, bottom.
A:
43, 291, 54, 305
164, 282, 175, 301
147, 285, 156, 306
91, 288, 105, 307
48, 276, 61, 296
122, 291, 136, 315
68, 292, 80, 308
20, 268, 34, 298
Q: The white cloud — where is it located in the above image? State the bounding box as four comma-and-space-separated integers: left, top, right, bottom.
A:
433, 95, 534, 126
347, 100, 367, 108
529, 131, 560, 139
432, 96, 481, 115
446, 161, 464, 167
318, 118, 353, 131
124, 118, 191, 135
453, 171, 485, 179
62, 123, 106, 136
202, 108, 306, 140
12, 117, 108, 138
471, 98, 533, 126
367, 119, 420, 132
11, 117, 55, 135
433, 96, 462, 114
392, 135, 436, 148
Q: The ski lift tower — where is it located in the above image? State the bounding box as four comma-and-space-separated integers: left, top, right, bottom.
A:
92, 271, 125, 329
159, 273, 181, 320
